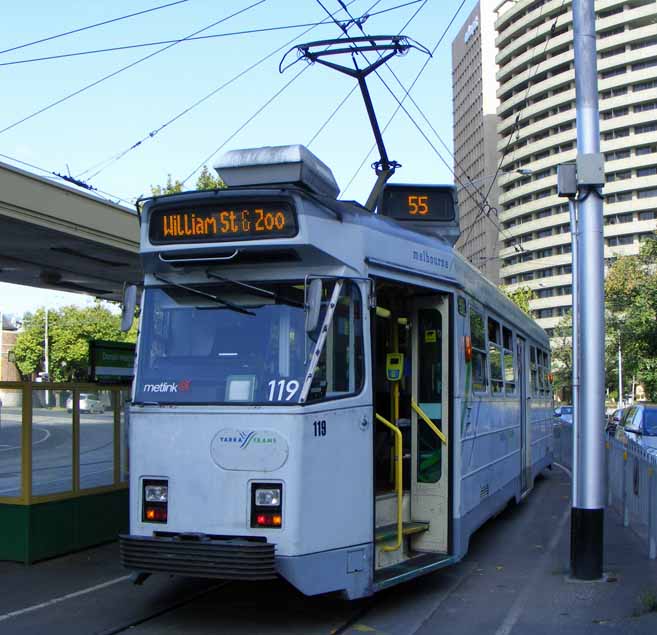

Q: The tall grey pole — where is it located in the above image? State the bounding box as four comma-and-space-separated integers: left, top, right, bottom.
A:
617, 341, 622, 409
568, 199, 579, 503
571, 0, 605, 580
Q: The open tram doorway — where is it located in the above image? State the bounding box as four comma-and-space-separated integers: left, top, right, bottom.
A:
371, 278, 451, 575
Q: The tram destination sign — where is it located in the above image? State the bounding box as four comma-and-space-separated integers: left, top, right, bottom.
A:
379, 184, 456, 222
149, 201, 298, 244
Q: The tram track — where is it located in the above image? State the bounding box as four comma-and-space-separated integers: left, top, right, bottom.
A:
95, 581, 229, 635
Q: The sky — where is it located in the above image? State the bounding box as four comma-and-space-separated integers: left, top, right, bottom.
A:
0, 0, 477, 317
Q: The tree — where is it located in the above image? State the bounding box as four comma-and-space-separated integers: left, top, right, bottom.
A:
500, 285, 537, 316
150, 165, 224, 196
13, 304, 136, 382
604, 235, 657, 399
549, 234, 657, 401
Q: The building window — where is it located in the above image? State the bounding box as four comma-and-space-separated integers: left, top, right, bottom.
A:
605, 149, 630, 161
601, 66, 626, 79
638, 188, 657, 199
637, 166, 657, 177
636, 145, 656, 156
607, 235, 634, 246
636, 123, 657, 135
632, 59, 657, 72
638, 211, 656, 221
634, 101, 657, 113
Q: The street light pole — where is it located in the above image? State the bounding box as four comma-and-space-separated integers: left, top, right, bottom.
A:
571, 0, 606, 581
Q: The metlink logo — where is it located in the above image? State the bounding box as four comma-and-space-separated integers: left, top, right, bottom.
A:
142, 380, 191, 393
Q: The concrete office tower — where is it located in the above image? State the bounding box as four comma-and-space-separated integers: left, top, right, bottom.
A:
495, 0, 657, 335
452, 1, 502, 284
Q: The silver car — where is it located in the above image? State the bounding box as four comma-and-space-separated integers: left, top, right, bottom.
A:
66, 393, 105, 414
616, 404, 657, 455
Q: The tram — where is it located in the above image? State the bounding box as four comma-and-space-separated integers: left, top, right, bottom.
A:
120, 145, 553, 599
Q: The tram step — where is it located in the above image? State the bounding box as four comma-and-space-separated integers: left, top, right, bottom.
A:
375, 521, 429, 544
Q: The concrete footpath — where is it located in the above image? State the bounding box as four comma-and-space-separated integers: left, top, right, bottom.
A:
1, 466, 657, 634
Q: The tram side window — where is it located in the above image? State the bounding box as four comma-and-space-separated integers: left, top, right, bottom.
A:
503, 326, 516, 394
488, 318, 504, 394
470, 308, 487, 392
530, 346, 539, 395
538, 350, 550, 397
307, 281, 365, 402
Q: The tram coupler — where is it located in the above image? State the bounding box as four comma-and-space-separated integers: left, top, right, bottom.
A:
131, 572, 152, 586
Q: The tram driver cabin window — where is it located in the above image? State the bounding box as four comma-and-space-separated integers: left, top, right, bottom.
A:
470, 308, 487, 392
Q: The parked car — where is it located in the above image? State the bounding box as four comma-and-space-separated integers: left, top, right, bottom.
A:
66, 393, 105, 414
554, 405, 573, 424
606, 408, 625, 435
615, 404, 657, 455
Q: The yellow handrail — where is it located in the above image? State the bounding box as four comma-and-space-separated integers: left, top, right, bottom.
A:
411, 400, 447, 445
375, 413, 403, 552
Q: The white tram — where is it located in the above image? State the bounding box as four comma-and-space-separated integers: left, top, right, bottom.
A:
120, 145, 553, 599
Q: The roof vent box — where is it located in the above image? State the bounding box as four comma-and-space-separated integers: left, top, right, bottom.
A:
214, 144, 340, 199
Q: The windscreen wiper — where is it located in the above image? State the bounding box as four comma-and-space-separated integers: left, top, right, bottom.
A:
206, 271, 303, 308
154, 274, 255, 316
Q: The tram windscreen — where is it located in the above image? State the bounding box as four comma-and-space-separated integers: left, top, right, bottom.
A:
134, 280, 364, 405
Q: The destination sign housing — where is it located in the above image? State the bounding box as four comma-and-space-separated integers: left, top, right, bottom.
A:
149, 201, 298, 244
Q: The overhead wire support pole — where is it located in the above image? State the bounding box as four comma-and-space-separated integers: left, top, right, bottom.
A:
571, 0, 606, 581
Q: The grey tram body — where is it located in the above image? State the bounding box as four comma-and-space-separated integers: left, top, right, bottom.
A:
120, 148, 552, 600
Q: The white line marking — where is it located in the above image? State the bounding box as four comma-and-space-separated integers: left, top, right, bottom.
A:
0, 427, 51, 453
494, 488, 571, 635
0, 574, 132, 623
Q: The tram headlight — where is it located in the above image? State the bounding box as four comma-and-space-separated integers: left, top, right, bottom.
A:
251, 482, 283, 528
143, 479, 168, 523
255, 488, 281, 507
144, 484, 168, 503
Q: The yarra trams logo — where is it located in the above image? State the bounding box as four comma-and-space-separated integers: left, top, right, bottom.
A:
142, 379, 191, 393
219, 430, 278, 450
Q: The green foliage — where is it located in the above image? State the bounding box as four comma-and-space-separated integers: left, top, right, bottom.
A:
150, 166, 225, 196
13, 304, 136, 381
549, 234, 657, 400
500, 285, 537, 316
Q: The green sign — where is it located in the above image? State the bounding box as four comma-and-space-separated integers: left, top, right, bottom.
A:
89, 340, 135, 383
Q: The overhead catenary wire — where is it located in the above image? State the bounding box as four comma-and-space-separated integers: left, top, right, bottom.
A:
458, 0, 567, 257
180, 5, 366, 187
0, 2, 424, 68
305, 0, 426, 150
0, 0, 190, 56
0, 0, 268, 137
0, 151, 134, 206
340, 0, 467, 194
78, 0, 372, 181
334, 2, 511, 245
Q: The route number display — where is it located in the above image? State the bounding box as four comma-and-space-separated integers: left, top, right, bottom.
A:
379, 184, 456, 222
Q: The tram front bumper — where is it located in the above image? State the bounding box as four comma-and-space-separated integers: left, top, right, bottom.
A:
119, 533, 277, 580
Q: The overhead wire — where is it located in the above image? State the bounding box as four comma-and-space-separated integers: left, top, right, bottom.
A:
306, 0, 424, 148
459, 0, 567, 258
330, 0, 514, 247
0, 0, 268, 137
0, 3, 424, 68
0, 151, 134, 206
78, 0, 376, 181
179, 0, 368, 186
0, 0, 190, 56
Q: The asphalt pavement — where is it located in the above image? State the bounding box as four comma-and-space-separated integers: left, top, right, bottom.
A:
1, 465, 657, 634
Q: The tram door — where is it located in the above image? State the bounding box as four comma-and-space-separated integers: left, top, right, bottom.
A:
410, 296, 449, 553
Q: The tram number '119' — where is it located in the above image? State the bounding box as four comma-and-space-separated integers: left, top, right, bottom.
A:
267, 379, 300, 401
313, 420, 327, 437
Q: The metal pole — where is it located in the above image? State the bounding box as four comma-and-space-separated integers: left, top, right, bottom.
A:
44, 307, 50, 407
569, 198, 579, 505
618, 341, 622, 409
570, 0, 605, 580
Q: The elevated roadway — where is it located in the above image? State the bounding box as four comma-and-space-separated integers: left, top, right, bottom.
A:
0, 161, 141, 301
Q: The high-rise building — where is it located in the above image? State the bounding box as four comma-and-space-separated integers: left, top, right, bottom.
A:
494, 0, 657, 335
452, 1, 502, 284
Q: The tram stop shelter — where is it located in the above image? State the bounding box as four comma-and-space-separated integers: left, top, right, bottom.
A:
0, 160, 141, 562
